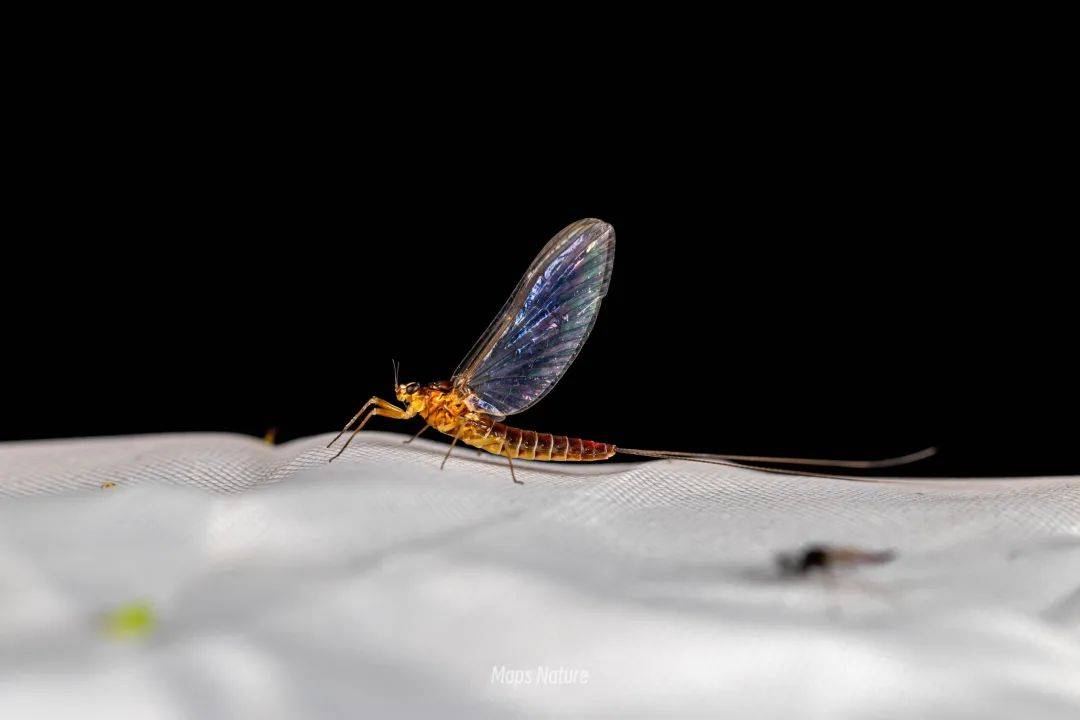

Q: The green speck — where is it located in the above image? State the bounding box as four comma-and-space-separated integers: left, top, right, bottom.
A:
103, 601, 156, 640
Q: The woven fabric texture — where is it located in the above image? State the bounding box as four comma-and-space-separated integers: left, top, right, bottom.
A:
1, 432, 1078, 718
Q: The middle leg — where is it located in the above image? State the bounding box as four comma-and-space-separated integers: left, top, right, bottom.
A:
440, 428, 463, 470
404, 424, 430, 444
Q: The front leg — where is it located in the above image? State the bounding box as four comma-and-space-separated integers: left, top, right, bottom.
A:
328, 396, 411, 447
328, 397, 415, 461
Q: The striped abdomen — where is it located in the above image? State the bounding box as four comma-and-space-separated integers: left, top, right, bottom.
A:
463, 419, 615, 462
416, 387, 615, 462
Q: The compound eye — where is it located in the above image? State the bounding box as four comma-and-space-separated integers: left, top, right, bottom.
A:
405, 382, 419, 394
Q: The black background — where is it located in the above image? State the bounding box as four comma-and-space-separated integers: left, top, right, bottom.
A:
4, 67, 1075, 477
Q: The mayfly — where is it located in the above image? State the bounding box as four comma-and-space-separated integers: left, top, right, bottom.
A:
327, 219, 935, 482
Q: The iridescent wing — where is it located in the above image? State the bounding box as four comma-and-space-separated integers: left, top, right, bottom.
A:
452, 218, 615, 417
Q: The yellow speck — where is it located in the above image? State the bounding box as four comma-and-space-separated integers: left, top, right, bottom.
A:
263, 428, 277, 445
101, 482, 117, 490
103, 601, 156, 640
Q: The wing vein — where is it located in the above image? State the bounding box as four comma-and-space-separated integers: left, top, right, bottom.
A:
451, 219, 615, 416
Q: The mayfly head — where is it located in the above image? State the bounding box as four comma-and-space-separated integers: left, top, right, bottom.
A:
395, 381, 421, 405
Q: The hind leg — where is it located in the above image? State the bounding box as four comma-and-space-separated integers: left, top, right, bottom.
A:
506, 455, 522, 484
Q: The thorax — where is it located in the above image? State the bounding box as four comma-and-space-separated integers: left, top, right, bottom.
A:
417, 387, 486, 433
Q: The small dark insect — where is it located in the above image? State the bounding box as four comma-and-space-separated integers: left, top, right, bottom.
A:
777, 545, 896, 576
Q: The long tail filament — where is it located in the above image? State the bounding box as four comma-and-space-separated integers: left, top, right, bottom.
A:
616, 446, 936, 469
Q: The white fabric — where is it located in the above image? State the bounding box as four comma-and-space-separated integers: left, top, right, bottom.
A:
1, 431, 1078, 719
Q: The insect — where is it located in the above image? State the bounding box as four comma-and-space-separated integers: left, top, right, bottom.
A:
327, 218, 935, 483
776, 545, 896, 576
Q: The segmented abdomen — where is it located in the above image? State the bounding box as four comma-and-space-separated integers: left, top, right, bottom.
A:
466, 420, 614, 461
419, 390, 615, 462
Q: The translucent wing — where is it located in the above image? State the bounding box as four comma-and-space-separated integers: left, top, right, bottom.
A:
452, 218, 615, 417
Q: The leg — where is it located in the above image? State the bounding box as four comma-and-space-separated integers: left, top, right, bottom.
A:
507, 455, 522, 484
404, 424, 430, 444
440, 430, 462, 469
329, 400, 414, 461
820, 571, 842, 620
328, 396, 406, 448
